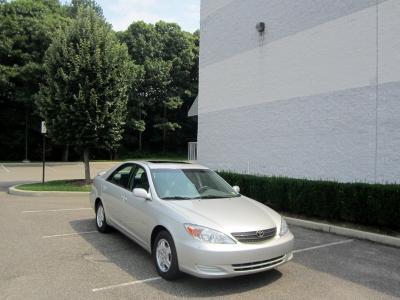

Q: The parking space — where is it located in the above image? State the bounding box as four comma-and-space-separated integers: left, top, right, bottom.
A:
1, 183, 399, 299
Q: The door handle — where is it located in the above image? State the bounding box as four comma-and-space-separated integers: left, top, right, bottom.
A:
121, 195, 127, 202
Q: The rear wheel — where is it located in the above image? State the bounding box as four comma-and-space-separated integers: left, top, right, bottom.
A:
153, 231, 182, 280
95, 201, 111, 233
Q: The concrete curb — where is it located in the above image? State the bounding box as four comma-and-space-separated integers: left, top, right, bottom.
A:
285, 216, 400, 248
8, 185, 90, 197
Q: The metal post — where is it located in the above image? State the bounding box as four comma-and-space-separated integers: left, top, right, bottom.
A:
41, 121, 47, 184
22, 108, 30, 163
42, 134, 45, 183
24, 114, 28, 161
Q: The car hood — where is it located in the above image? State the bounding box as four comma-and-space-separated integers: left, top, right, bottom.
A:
166, 196, 280, 233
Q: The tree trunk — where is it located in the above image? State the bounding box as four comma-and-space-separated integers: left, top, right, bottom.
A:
23, 107, 29, 162
83, 147, 91, 184
162, 128, 166, 153
62, 144, 69, 162
138, 131, 142, 152
162, 104, 166, 153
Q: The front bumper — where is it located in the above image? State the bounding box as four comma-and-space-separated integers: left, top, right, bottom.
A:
176, 231, 294, 278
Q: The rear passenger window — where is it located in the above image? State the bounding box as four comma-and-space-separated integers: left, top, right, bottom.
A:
108, 165, 134, 189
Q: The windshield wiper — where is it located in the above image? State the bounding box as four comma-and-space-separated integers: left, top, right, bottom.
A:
162, 195, 238, 200
161, 196, 197, 200
198, 195, 232, 199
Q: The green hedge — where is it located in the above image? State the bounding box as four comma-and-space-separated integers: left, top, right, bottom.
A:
218, 172, 400, 231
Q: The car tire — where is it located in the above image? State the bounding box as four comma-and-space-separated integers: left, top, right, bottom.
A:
153, 230, 182, 280
95, 201, 111, 233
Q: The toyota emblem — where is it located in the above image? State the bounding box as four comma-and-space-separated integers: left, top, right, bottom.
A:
256, 230, 264, 238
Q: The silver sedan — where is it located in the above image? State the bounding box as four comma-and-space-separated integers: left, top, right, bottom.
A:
90, 161, 294, 279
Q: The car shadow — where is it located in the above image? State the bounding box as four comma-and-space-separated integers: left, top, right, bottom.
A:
70, 218, 283, 297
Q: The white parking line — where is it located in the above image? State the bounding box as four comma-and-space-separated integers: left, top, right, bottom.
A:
1, 164, 10, 173
293, 239, 354, 253
92, 277, 162, 292
42, 231, 98, 239
22, 208, 91, 213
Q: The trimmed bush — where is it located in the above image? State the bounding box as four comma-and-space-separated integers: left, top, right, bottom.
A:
218, 172, 400, 231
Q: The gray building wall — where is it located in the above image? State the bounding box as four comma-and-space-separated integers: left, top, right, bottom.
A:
197, 0, 400, 183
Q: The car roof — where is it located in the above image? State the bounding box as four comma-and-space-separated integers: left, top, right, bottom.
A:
125, 160, 209, 170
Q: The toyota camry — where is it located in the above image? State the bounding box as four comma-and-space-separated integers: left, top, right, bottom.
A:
90, 161, 294, 280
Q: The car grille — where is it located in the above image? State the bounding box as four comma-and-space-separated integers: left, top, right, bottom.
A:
232, 255, 285, 271
231, 227, 277, 243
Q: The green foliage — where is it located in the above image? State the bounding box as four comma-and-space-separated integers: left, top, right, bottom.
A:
153, 122, 181, 131
119, 21, 198, 151
0, 0, 70, 160
0, 0, 70, 104
120, 21, 161, 64
0, 0, 199, 161
37, 7, 136, 151
132, 119, 146, 133
68, 0, 103, 18
218, 172, 400, 230
165, 96, 183, 110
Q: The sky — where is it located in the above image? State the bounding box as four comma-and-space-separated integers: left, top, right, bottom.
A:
94, 0, 200, 33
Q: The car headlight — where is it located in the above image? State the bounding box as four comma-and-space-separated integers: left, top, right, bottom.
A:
184, 224, 236, 244
280, 217, 289, 236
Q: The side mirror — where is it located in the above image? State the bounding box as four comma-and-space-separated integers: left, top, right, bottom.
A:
233, 186, 240, 194
133, 188, 151, 200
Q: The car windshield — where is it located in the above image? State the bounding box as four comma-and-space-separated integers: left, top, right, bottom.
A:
150, 168, 240, 200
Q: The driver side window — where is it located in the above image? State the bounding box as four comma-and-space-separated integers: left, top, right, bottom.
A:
130, 166, 150, 192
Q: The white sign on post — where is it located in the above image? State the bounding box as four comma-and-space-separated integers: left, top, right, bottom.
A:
41, 121, 47, 134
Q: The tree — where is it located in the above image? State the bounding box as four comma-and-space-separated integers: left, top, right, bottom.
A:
125, 65, 145, 151
68, 0, 103, 18
152, 22, 195, 151
119, 21, 198, 152
119, 22, 159, 152
120, 21, 161, 65
37, 7, 136, 183
0, 0, 70, 161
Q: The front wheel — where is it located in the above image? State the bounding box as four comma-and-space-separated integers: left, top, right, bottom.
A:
153, 231, 182, 280
95, 202, 111, 233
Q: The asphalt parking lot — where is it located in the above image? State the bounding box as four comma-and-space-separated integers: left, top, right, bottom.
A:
1, 164, 399, 299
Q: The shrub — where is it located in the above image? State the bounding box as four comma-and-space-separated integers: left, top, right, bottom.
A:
218, 172, 400, 231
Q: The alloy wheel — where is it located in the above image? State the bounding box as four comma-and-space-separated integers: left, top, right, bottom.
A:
156, 238, 172, 272
96, 205, 104, 228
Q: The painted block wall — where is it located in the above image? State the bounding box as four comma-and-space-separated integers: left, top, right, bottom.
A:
198, 0, 400, 183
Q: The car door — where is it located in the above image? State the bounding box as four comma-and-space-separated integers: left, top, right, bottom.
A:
124, 165, 154, 247
101, 164, 135, 229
